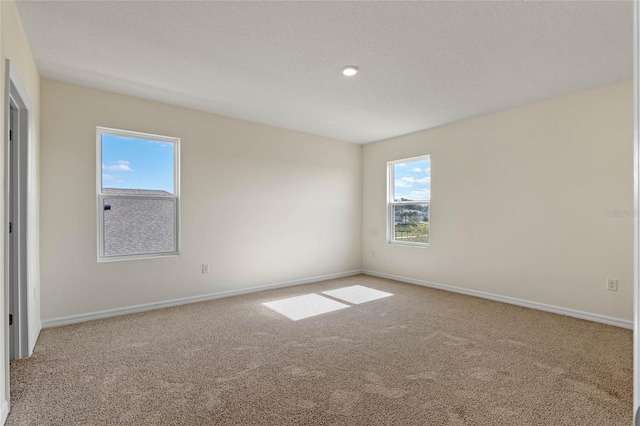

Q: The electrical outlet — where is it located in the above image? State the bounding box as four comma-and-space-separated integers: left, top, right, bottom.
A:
202, 264, 209, 274
606, 278, 618, 292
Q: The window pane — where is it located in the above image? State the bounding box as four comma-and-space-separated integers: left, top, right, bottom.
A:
393, 158, 430, 202
392, 204, 429, 244
103, 197, 175, 257
101, 134, 175, 194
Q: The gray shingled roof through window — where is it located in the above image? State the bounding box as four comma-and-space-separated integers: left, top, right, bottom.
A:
102, 188, 175, 257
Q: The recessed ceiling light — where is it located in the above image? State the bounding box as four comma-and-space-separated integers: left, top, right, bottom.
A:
341, 66, 359, 77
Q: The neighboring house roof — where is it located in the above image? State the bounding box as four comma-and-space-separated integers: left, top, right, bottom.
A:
102, 188, 175, 257
103, 188, 173, 196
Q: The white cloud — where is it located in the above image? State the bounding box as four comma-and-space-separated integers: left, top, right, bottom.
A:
425, 167, 431, 174
102, 160, 132, 171
410, 167, 423, 173
416, 177, 430, 184
102, 173, 122, 182
395, 177, 415, 188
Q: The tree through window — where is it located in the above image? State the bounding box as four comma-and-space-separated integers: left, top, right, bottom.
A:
388, 156, 430, 245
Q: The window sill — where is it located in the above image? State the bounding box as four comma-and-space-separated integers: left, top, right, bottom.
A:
388, 241, 429, 248
97, 252, 180, 263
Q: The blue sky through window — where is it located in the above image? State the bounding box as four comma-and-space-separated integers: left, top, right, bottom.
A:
101, 134, 174, 193
393, 158, 430, 201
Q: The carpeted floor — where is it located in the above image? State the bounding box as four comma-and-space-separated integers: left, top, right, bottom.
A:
6, 275, 633, 425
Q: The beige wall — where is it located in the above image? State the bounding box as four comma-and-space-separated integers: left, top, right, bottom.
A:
0, 0, 41, 419
363, 80, 633, 322
0, 1, 634, 421
41, 79, 633, 324
39, 79, 362, 321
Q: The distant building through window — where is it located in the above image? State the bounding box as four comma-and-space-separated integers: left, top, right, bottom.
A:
388, 155, 430, 246
97, 127, 180, 260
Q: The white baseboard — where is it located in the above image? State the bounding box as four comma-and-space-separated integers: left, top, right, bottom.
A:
363, 270, 633, 329
41, 270, 362, 328
41, 269, 632, 330
1, 400, 8, 426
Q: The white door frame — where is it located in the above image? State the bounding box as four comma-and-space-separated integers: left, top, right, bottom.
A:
2, 59, 32, 423
634, 2, 640, 424
7, 63, 29, 360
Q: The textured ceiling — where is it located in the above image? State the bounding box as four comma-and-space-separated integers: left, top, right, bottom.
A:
16, 1, 632, 144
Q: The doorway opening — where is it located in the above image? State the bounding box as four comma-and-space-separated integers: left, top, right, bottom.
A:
6, 60, 31, 363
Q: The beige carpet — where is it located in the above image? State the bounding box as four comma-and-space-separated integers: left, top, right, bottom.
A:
6, 275, 632, 425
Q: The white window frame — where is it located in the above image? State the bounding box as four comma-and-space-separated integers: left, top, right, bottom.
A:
96, 127, 180, 262
387, 155, 430, 247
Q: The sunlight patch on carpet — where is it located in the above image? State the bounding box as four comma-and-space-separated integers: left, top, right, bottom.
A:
263, 293, 350, 321
322, 285, 393, 305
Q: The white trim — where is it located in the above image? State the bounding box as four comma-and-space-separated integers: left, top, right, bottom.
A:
96, 126, 180, 262
363, 270, 633, 329
387, 155, 429, 166
39, 268, 633, 331
41, 270, 362, 328
387, 155, 430, 247
634, 1, 640, 422
635, 0, 640, 420
7, 64, 31, 111
2, 65, 8, 426
2, 73, 7, 426
7, 78, 30, 359
1, 400, 8, 426
3, 60, 34, 425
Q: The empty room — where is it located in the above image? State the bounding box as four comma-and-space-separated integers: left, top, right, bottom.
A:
0, 0, 637, 425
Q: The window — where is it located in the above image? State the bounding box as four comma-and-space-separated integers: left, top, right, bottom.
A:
97, 127, 180, 260
388, 155, 430, 246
